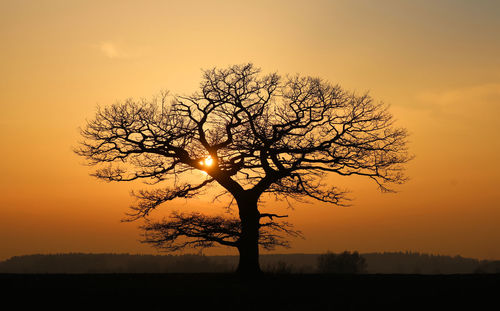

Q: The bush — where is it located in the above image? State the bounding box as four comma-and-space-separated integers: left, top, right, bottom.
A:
317, 251, 367, 274
264, 261, 294, 274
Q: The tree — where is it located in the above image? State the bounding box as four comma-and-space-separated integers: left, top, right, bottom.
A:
317, 251, 367, 274
76, 63, 410, 275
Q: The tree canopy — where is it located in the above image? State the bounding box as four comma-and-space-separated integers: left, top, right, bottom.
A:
76, 63, 410, 273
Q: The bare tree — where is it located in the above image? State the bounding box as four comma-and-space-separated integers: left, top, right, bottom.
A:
76, 63, 410, 274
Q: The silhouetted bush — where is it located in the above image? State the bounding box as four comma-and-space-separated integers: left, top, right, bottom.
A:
263, 261, 294, 274
317, 251, 367, 274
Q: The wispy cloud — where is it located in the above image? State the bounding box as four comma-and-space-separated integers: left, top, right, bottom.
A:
415, 83, 500, 121
96, 41, 131, 59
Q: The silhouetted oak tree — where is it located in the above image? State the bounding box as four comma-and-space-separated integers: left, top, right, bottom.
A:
76, 63, 410, 274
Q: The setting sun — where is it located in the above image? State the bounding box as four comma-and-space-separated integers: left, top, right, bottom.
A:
199, 156, 213, 168
204, 157, 213, 167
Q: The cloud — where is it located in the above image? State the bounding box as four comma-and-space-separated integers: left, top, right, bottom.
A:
97, 41, 131, 59
416, 83, 500, 121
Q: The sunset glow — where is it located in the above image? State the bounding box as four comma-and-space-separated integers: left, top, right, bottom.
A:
0, 0, 499, 262
201, 156, 214, 168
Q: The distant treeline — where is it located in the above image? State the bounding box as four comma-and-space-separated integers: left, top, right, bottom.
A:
0, 252, 498, 274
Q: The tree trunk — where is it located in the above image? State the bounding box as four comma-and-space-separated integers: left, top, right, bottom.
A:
236, 195, 261, 275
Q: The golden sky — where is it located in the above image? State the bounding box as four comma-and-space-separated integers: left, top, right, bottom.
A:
1, 0, 499, 261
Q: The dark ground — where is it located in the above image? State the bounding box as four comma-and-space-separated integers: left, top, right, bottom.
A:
1, 273, 498, 310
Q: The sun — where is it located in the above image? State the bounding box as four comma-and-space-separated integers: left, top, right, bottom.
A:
204, 156, 213, 167
199, 156, 213, 167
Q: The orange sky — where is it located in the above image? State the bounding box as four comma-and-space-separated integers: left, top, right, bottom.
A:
1, 0, 499, 261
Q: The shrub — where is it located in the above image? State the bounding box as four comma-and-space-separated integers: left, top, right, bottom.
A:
317, 251, 367, 274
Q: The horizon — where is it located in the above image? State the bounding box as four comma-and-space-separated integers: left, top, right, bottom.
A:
1, 250, 492, 262
1, 0, 499, 262
3, 250, 494, 275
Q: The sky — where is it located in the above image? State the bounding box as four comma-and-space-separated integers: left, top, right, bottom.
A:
1, 0, 499, 261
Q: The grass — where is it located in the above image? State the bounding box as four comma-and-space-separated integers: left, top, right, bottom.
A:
1, 273, 498, 310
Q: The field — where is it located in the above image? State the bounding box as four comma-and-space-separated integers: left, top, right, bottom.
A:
1, 273, 498, 310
